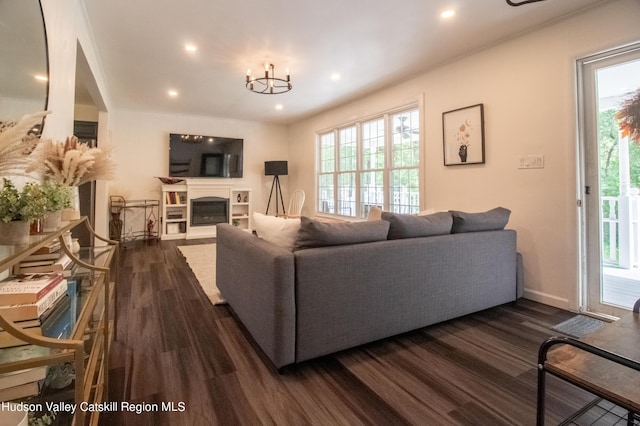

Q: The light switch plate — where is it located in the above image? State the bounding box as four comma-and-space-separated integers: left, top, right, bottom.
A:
518, 154, 544, 169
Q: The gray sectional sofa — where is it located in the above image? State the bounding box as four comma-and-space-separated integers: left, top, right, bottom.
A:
216, 208, 522, 369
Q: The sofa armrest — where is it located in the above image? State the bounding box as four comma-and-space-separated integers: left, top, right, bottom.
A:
216, 224, 296, 368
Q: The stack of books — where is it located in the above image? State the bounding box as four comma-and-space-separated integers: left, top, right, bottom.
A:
0, 366, 46, 402
165, 191, 183, 204
0, 273, 71, 401
12, 241, 73, 276
0, 273, 69, 348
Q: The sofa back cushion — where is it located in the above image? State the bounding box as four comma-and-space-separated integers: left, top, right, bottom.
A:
450, 207, 511, 233
382, 211, 453, 239
294, 217, 390, 251
253, 212, 301, 251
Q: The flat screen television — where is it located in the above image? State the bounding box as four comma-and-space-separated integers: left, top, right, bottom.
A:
169, 133, 243, 178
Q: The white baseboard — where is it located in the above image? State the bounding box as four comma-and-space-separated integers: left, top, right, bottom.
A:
523, 288, 571, 310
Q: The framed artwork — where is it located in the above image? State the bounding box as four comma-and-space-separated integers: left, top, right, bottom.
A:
442, 103, 485, 166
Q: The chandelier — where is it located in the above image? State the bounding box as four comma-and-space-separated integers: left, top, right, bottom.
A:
246, 63, 292, 94
506, 0, 546, 5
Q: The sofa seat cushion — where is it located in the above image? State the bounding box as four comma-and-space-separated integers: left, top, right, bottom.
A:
450, 207, 511, 233
294, 216, 390, 250
382, 211, 453, 239
253, 212, 301, 251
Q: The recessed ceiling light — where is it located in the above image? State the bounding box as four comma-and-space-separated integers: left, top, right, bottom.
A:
331, 73, 341, 81
185, 44, 197, 52
168, 90, 178, 97
275, 104, 283, 110
34, 74, 48, 82
441, 9, 455, 19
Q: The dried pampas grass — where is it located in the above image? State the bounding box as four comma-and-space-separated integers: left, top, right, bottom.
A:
0, 111, 50, 176
28, 136, 116, 186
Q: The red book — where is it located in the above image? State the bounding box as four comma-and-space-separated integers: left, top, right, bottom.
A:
0, 279, 68, 322
0, 274, 65, 305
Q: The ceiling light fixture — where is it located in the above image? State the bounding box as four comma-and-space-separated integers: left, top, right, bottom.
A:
441, 10, 455, 18
185, 44, 197, 52
246, 63, 292, 94
506, 0, 546, 6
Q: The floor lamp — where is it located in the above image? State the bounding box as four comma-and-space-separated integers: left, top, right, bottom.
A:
265, 161, 288, 216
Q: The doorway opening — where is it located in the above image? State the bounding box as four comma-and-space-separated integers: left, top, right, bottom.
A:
578, 43, 640, 316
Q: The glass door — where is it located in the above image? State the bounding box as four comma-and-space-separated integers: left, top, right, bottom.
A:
578, 44, 640, 316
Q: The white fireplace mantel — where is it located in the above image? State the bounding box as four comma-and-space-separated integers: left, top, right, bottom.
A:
160, 180, 252, 239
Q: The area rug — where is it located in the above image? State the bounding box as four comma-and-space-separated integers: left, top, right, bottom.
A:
551, 315, 607, 339
177, 244, 225, 305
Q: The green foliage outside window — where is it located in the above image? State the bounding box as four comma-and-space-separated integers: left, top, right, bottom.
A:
599, 109, 640, 198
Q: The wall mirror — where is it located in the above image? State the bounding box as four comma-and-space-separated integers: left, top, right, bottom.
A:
0, 0, 49, 131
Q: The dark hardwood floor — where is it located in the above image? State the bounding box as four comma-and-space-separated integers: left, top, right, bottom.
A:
102, 238, 595, 426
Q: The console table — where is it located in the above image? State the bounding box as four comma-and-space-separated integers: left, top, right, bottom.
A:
0, 217, 118, 425
536, 300, 640, 425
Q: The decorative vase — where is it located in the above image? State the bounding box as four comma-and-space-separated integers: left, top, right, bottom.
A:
0, 221, 30, 245
109, 212, 123, 241
42, 210, 62, 232
30, 218, 43, 235
458, 145, 468, 163
71, 238, 80, 253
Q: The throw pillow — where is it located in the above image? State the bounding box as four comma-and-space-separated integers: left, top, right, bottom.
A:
382, 211, 453, 239
294, 216, 390, 251
367, 206, 383, 221
417, 208, 435, 216
450, 207, 511, 233
252, 212, 301, 251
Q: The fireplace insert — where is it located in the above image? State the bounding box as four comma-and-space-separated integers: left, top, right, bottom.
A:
191, 196, 228, 226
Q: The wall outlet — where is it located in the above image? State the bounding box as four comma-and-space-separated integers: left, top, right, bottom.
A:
518, 154, 544, 169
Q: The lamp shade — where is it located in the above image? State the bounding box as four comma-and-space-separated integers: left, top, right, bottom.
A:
265, 161, 288, 176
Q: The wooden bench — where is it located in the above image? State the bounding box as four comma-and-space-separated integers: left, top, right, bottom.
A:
536, 299, 640, 425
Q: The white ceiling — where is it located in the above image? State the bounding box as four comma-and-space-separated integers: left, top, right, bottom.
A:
81, 0, 612, 125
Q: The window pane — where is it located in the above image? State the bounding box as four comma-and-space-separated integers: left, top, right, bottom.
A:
360, 171, 384, 219
390, 168, 420, 214
318, 173, 334, 214
362, 118, 385, 170
339, 126, 357, 171
320, 133, 335, 173
392, 110, 419, 168
316, 106, 420, 218
337, 172, 356, 217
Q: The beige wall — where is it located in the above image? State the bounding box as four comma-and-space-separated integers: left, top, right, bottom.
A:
40, 0, 113, 238
41, 0, 640, 309
41, 1, 290, 238
41, 0, 110, 139
288, 0, 640, 310
108, 110, 289, 215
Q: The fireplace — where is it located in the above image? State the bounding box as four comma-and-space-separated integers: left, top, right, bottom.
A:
191, 196, 228, 226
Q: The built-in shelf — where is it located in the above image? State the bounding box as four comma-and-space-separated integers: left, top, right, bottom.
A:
160, 181, 252, 239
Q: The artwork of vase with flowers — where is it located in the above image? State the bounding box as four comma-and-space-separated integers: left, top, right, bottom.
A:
442, 104, 485, 166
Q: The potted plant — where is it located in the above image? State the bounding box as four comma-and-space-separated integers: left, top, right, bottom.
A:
41, 181, 71, 232
0, 178, 48, 245
616, 87, 640, 143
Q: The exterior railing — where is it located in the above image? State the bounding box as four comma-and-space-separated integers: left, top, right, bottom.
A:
602, 194, 640, 269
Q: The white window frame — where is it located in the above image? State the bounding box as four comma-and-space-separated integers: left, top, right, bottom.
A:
316, 103, 423, 219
